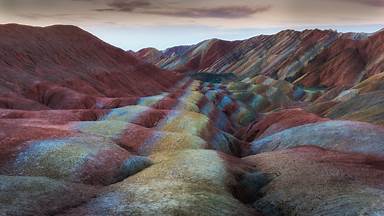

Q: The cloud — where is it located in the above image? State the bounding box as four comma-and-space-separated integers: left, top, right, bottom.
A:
107, 0, 152, 12
95, 0, 271, 19
145, 6, 271, 18
94, 0, 152, 12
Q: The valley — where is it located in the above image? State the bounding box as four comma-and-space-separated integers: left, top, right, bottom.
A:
1, 24, 384, 216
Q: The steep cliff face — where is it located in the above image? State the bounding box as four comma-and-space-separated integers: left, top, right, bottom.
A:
0, 24, 181, 110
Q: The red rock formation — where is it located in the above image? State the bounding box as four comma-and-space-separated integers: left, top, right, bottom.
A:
138, 29, 384, 88
297, 31, 384, 87
2, 24, 384, 216
243, 146, 384, 215
0, 24, 182, 110
137, 29, 339, 81
136, 47, 163, 63
237, 108, 327, 142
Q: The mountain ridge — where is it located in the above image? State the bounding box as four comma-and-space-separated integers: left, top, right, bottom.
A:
136, 28, 384, 88
2, 23, 384, 216
0, 23, 182, 110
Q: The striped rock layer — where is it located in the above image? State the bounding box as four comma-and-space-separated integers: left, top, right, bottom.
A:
137, 29, 384, 88
2, 74, 384, 215
2, 24, 384, 216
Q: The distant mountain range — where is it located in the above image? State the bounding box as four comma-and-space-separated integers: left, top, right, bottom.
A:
136, 28, 384, 88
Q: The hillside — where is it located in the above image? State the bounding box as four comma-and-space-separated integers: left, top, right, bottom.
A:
137, 29, 384, 88
0, 24, 181, 110
1, 25, 384, 216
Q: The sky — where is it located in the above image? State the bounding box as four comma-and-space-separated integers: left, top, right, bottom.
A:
0, 0, 384, 51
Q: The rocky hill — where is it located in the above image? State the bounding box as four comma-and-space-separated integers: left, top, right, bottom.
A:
1, 25, 384, 216
0, 24, 181, 110
137, 29, 384, 89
